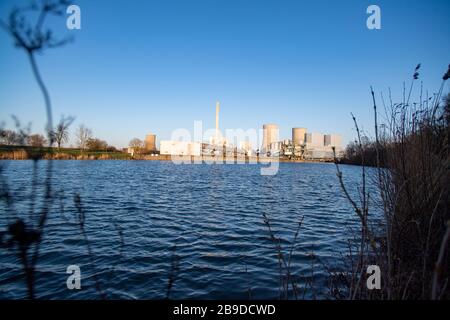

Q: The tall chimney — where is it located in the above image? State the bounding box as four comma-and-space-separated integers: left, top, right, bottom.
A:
215, 101, 220, 142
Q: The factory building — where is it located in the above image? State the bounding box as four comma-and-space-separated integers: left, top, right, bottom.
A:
305, 133, 325, 148
160, 140, 201, 156
160, 101, 230, 157
304, 133, 343, 159
324, 134, 342, 149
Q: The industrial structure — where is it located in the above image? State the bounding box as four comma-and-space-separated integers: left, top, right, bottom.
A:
150, 101, 343, 160
215, 101, 220, 143
260, 128, 343, 160
292, 127, 307, 145
262, 124, 279, 153
144, 134, 157, 152
239, 140, 253, 156
127, 133, 158, 156
209, 101, 229, 147
160, 140, 201, 156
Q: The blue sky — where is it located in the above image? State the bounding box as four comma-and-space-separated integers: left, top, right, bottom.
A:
1, 0, 449, 148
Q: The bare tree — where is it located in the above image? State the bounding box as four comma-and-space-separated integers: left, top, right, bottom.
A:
86, 138, 108, 151
51, 116, 74, 149
128, 138, 144, 155
0, 129, 20, 145
27, 134, 47, 147
129, 138, 143, 148
76, 125, 92, 150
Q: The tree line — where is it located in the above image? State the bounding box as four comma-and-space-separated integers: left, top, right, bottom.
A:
341, 92, 450, 167
0, 117, 117, 152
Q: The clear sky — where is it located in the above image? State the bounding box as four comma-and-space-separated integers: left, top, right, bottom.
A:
1, 0, 449, 148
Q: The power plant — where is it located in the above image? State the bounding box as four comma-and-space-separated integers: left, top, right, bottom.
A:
139, 101, 343, 160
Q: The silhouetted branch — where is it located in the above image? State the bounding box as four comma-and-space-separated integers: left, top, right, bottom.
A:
0, 0, 75, 298
166, 245, 180, 300
74, 194, 106, 299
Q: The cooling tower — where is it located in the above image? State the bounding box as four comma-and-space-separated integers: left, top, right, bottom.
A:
292, 127, 307, 146
324, 134, 342, 148
145, 134, 157, 152
262, 124, 279, 151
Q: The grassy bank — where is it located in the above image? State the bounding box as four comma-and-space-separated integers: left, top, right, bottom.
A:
0, 145, 131, 160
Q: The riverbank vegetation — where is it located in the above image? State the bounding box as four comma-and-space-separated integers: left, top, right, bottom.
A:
331, 64, 450, 299
0, 145, 131, 160
0, 121, 129, 160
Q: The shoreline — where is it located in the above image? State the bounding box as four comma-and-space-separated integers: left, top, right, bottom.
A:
0, 147, 335, 164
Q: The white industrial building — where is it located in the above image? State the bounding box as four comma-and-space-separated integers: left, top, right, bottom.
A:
304, 133, 343, 159
160, 140, 201, 156
324, 134, 342, 149
305, 132, 325, 148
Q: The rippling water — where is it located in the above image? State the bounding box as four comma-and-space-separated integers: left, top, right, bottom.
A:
0, 160, 375, 299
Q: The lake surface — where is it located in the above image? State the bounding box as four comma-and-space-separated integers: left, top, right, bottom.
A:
0, 160, 374, 299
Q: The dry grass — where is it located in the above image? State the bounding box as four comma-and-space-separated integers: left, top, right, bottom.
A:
333, 64, 450, 300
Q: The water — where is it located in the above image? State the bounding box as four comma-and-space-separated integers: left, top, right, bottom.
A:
0, 160, 374, 299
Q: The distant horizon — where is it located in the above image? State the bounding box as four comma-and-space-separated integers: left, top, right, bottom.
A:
1, 0, 449, 149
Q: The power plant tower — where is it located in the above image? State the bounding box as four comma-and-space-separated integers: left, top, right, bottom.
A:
262, 124, 279, 152
292, 127, 307, 145
145, 134, 157, 152
215, 101, 220, 143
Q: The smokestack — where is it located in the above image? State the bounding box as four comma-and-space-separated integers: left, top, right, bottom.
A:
215, 101, 220, 141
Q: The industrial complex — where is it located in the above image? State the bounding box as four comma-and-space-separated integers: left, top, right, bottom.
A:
130, 102, 343, 160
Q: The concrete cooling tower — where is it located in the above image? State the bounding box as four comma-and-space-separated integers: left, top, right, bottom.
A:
262, 124, 279, 151
292, 127, 307, 146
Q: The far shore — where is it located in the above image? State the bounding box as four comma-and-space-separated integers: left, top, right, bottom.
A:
0, 145, 336, 164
